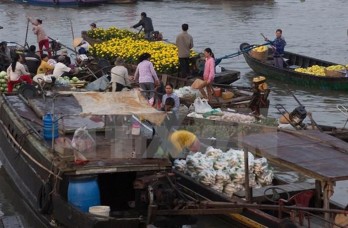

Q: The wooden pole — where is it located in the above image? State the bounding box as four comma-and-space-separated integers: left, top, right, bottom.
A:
244, 147, 252, 203
24, 19, 30, 49
69, 19, 77, 55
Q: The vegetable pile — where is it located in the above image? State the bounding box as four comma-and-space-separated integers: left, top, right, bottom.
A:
174, 146, 273, 198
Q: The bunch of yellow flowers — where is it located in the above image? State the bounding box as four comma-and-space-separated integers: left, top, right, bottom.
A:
89, 27, 197, 73
87, 27, 144, 41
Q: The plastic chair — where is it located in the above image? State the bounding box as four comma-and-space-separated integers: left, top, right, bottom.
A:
278, 190, 315, 226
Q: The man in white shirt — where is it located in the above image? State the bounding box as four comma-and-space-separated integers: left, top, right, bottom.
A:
53, 56, 72, 78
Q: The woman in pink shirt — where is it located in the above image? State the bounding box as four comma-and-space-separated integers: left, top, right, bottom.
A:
134, 53, 159, 104
199, 48, 215, 100
28, 17, 51, 58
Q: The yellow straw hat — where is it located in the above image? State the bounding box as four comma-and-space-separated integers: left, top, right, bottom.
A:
252, 76, 266, 83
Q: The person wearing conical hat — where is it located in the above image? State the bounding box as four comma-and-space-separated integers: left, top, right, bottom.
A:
249, 76, 269, 116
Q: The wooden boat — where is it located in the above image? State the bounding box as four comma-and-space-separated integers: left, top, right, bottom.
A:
14, 0, 106, 7
0, 91, 194, 227
241, 42, 348, 90
1, 91, 346, 227
173, 129, 348, 227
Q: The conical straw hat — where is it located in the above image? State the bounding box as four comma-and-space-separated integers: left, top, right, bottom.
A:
73, 37, 83, 48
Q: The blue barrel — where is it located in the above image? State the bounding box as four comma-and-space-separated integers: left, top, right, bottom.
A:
68, 175, 101, 212
43, 114, 59, 140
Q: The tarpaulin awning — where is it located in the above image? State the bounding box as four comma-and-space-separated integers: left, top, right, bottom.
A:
59, 90, 166, 125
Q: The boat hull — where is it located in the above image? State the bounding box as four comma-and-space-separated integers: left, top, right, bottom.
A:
14, 0, 106, 7
241, 43, 348, 90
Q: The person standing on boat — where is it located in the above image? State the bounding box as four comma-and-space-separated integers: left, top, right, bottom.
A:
176, 23, 194, 78
28, 17, 51, 58
6, 53, 33, 92
265, 29, 286, 68
110, 57, 132, 92
249, 76, 269, 116
134, 53, 159, 105
199, 48, 215, 100
90, 23, 97, 30
161, 83, 180, 112
131, 12, 154, 40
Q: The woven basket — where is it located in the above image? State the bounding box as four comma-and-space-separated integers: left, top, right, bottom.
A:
250, 50, 268, 62
324, 69, 345, 77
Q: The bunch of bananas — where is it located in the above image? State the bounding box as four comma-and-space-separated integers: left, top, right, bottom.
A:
326, 65, 346, 71
294, 65, 326, 76
253, 45, 268, 53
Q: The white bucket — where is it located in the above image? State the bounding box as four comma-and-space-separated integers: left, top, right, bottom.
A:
89, 205, 110, 217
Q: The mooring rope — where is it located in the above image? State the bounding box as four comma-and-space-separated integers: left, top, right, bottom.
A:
0, 119, 62, 180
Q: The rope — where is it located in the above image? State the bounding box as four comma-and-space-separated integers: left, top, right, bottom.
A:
0, 119, 62, 180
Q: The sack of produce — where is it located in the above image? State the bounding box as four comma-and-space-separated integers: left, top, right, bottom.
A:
222, 91, 234, 100
191, 78, 206, 89
325, 65, 346, 77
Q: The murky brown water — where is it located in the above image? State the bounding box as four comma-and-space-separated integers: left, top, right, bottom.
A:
1, 0, 348, 226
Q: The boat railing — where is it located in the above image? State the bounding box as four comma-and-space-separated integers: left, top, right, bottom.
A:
336, 104, 348, 128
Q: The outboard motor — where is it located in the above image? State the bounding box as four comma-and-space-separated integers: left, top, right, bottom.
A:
289, 105, 307, 126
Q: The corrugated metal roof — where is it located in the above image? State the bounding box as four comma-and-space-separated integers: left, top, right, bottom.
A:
241, 130, 348, 182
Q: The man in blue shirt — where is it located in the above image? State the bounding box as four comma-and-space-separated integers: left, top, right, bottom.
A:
265, 29, 286, 68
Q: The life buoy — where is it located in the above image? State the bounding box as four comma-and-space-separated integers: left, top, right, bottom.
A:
37, 182, 52, 214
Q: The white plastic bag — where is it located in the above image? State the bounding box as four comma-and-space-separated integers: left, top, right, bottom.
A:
193, 97, 213, 114
71, 127, 95, 153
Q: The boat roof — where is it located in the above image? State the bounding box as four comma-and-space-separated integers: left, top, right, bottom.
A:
58, 91, 166, 125
240, 129, 348, 182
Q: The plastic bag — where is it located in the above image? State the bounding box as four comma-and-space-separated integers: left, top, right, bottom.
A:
71, 127, 95, 153
193, 97, 213, 114
86, 75, 110, 91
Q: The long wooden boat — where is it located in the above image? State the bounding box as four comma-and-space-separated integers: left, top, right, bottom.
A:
173, 129, 348, 227
241, 42, 348, 90
14, 0, 106, 7
0, 91, 196, 227
1, 91, 346, 227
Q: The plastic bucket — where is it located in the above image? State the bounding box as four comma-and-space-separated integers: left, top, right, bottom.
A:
89, 206, 110, 217
68, 175, 101, 212
43, 113, 59, 140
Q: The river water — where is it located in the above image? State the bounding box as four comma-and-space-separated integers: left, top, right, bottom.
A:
0, 0, 348, 226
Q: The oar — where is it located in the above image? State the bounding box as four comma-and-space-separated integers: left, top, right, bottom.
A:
24, 19, 30, 49
69, 19, 78, 55
215, 42, 270, 65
